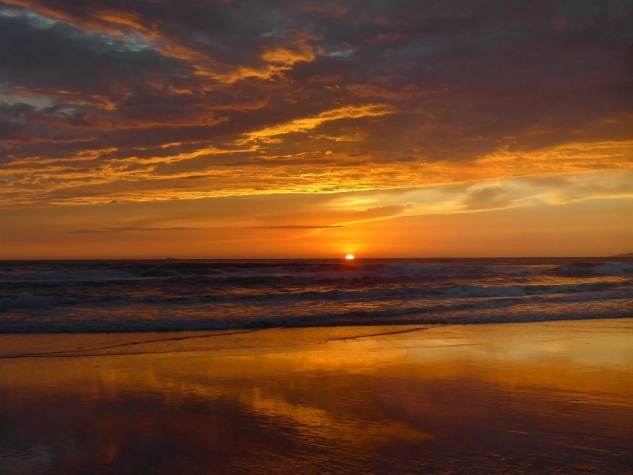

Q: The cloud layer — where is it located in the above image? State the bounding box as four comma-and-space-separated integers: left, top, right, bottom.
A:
0, 0, 631, 208
0, 1, 632, 257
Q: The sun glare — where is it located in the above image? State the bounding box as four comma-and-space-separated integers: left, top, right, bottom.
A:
345, 254, 355, 260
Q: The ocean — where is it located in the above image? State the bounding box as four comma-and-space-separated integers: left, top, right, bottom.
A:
1, 258, 631, 333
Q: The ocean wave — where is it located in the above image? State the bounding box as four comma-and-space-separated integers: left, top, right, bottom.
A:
1, 298, 630, 334
1, 258, 630, 333
548, 261, 633, 277
0, 292, 58, 309
0, 269, 136, 283
0, 281, 625, 309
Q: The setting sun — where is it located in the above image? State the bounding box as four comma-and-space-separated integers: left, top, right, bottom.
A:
0, 0, 630, 261
1, 2, 632, 474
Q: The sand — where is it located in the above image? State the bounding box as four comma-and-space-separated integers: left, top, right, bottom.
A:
1, 319, 632, 474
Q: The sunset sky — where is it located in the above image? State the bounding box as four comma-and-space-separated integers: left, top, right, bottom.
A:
0, 0, 631, 258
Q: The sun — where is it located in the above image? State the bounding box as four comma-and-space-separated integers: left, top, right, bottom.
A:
345, 254, 355, 260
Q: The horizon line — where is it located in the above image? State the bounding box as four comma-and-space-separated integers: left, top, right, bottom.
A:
0, 255, 631, 262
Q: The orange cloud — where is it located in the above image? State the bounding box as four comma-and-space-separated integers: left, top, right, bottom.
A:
243, 104, 395, 142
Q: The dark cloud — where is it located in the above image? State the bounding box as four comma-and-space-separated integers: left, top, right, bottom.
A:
0, 9, 190, 95
0, 0, 631, 206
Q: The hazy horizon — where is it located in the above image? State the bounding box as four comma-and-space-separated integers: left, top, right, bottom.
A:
2, 254, 632, 261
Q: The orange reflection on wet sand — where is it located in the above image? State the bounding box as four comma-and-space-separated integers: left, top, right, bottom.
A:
0, 320, 632, 474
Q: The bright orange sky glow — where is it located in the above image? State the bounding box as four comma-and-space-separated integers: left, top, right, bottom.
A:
0, 1, 631, 258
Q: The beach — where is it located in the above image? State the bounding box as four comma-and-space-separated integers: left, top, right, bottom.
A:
1, 319, 632, 474
3, 1, 632, 472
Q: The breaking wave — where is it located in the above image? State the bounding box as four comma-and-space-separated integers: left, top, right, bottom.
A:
1, 258, 631, 333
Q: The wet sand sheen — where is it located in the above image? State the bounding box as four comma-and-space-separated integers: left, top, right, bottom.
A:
1, 319, 632, 474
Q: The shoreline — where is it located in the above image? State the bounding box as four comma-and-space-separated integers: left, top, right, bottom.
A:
1, 318, 632, 474
1, 317, 632, 359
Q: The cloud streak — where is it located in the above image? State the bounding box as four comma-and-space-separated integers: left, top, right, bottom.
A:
0, 0, 631, 257
1, 1, 631, 209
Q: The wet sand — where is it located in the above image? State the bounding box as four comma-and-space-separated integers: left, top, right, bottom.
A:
1, 319, 632, 474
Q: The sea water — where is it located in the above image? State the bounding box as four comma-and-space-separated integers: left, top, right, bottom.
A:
0, 258, 631, 333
